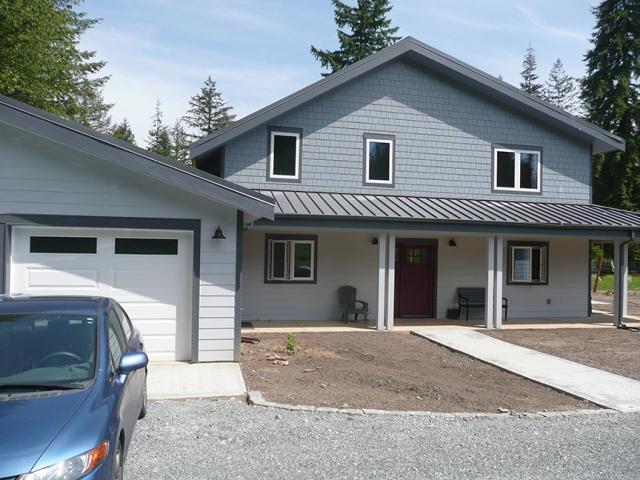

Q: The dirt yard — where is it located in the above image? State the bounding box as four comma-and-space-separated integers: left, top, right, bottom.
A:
240, 332, 593, 412
486, 328, 640, 381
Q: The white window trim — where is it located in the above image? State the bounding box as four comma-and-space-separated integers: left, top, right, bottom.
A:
290, 240, 315, 280
509, 245, 547, 284
266, 238, 316, 282
269, 131, 300, 180
365, 138, 394, 185
493, 148, 541, 192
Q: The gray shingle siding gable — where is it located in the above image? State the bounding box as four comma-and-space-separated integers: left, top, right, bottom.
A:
223, 60, 591, 203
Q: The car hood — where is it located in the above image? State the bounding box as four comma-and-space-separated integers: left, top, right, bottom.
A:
0, 389, 90, 477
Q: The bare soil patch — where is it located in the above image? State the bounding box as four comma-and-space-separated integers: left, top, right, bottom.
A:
486, 328, 640, 381
240, 332, 592, 412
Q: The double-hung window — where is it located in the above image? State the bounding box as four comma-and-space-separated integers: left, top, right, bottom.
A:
266, 235, 317, 283
494, 147, 541, 192
364, 135, 394, 185
508, 241, 549, 285
268, 128, 301, 180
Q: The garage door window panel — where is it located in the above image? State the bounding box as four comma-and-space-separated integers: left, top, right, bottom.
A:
115, 238, 178, 255
30, 236, 97, 254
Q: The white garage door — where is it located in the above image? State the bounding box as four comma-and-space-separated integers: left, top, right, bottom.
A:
10, 226, 193, 362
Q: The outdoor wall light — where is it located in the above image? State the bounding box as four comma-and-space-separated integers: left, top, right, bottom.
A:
448, 239, 457, 247
371, 237, 379, 245
212, 225, 226, 240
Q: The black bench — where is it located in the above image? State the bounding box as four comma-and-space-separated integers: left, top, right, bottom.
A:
457, 287, 508, 322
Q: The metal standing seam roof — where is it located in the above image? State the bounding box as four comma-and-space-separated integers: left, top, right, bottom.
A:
258, 190, 640, 231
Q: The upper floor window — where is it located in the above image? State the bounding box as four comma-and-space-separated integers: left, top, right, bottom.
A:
268, 128, 301, 181
364, 135, 394, 185
493, 147, 541, 192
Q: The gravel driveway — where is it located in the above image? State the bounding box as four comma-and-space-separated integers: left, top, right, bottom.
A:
126, 399, 640, 480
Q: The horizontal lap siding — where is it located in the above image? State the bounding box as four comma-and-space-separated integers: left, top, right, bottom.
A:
241, 230, 378, 322
223, 60, 591, 204
0, 126, 237, 361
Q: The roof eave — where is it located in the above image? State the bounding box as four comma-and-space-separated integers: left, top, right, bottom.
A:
0, 95, 275, 220
190, 36, 624, 158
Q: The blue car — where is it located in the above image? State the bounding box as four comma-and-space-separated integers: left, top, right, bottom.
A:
0, 296, 148, 480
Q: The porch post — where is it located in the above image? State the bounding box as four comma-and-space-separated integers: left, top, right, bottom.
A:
485, 237, 495, 329
613, 240, 628, 326
386, 234, 396, 331
376, 233, 387, 331
494, 236, 504, 329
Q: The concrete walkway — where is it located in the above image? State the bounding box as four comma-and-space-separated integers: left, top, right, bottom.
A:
412, 330, 640, 412
147, 362, 246, 400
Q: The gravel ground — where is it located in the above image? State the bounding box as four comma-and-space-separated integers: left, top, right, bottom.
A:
126, 399, 640, 480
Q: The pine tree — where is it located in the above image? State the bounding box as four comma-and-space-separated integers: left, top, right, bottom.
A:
168, 119, 190, 165
582, 0, 640, 210
544, 58, 582, 115
311, 0, 400, 75
146, 99, 171, 157
184, 76, 235, 140
520, 44, 544, 97
0, 0, 111, 128
111, 118, 136, 145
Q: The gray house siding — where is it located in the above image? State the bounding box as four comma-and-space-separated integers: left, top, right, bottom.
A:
0, 124, 238, 362
223, 59, 592, 203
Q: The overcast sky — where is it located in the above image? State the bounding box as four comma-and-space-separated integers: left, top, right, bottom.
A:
81, 0, 600, 144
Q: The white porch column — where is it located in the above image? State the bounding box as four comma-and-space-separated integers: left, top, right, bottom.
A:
376, 233, 388, 331
613, 240, 629, 326
386, 234, 396, 331
494, 236, 504, 329
485, 237, 495, 329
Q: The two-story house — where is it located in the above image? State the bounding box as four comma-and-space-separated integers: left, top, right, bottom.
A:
0, 37, 637, 365
191, 37, 636, 335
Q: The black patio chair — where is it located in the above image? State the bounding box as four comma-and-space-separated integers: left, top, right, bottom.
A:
338, 286, 369, 323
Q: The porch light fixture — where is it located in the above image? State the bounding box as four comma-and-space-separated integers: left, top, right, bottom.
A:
448, 239, 457, 247
371, 237, 379, 245
212, 225, 226, 240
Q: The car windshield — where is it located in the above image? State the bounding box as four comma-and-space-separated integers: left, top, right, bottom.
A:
0, 312, 97, 387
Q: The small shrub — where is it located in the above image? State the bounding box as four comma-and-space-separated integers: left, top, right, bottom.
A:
285, 332, 297, 354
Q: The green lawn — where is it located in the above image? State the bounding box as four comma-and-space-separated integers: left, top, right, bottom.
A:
592, 274, 640, 293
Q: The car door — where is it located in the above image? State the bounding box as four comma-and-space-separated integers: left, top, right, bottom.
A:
113, 304, 145, 411
107, 308, 139, 446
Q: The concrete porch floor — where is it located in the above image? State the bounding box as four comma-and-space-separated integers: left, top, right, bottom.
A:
242, 312, 640, 333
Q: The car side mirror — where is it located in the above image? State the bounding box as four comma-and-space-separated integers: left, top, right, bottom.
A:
118, 351, 148, 375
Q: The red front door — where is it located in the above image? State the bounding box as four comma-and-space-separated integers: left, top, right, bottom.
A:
395, 242, 436, 317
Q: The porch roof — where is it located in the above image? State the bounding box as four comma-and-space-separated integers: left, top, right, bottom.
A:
258, 190, 640, 233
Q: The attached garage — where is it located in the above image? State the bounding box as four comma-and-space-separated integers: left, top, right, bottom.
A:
10, 227, 193, 361
0, 95, 274, 363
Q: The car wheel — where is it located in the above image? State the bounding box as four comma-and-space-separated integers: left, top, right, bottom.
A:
114, 440, 124, 480
138, 372, 148, 419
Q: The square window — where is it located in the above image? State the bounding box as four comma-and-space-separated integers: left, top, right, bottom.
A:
508, 242, 548, 284
266, 235, 316, 282
269, 130, 300, 180
365, 137, 393, 184
494, 148, 541, 192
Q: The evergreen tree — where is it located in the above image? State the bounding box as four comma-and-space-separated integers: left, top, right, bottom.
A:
544, 58, 582, 115
146, 99, 171, 157
184, 76, 235, 140
519, 44, 544, 97
168, 119, 190, 165
0, 0, 112, 127
311, 0, 400, 75
111, 118, 136, 145
582, 0, 640, 210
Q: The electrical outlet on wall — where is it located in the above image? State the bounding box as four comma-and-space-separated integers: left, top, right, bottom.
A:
546, 298, 552, 305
